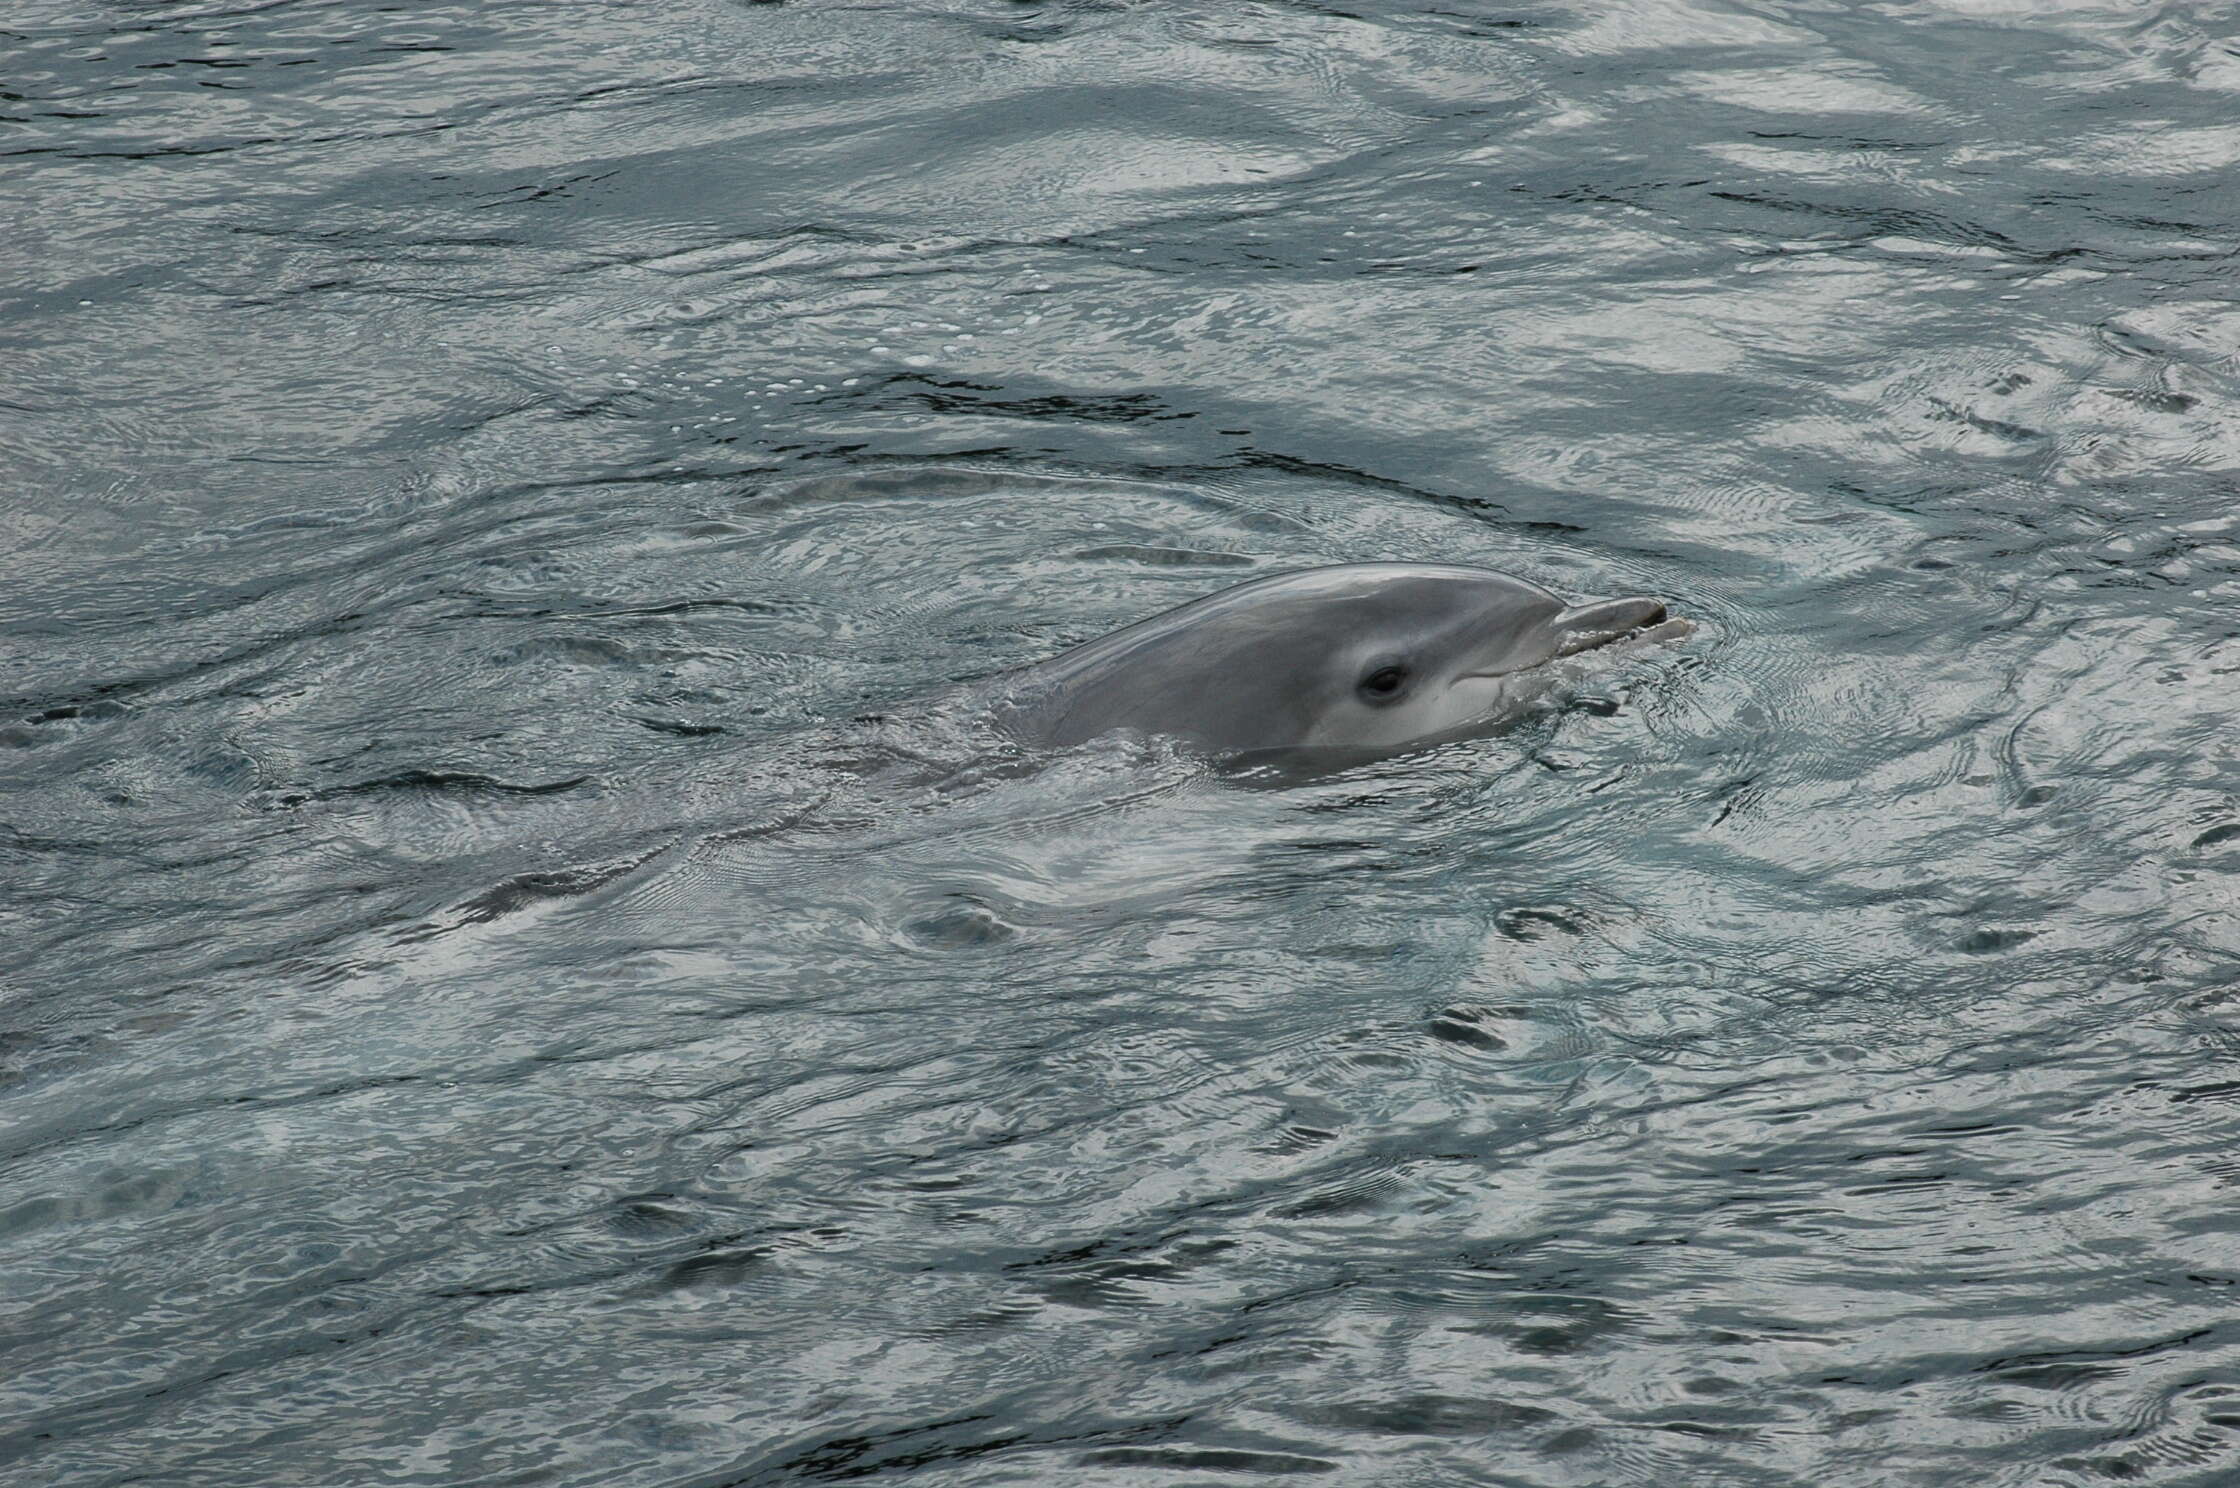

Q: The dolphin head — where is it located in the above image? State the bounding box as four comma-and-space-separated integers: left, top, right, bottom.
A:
997, 563, 1678, 764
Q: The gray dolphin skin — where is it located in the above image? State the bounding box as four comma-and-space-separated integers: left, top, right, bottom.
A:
990, 562, 1684, 765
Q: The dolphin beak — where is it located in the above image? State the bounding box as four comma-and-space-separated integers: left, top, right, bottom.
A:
1548, 596, 1668, 657
1457, 595, 1682, 682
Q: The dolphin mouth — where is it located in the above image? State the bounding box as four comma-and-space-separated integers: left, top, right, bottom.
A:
1547, 596, 1670, 658
1458, 596, 1675, 679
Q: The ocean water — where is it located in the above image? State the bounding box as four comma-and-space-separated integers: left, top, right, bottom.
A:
6, 1, 2240, 1484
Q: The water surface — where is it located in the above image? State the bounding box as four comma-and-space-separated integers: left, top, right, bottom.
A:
6, 1, 2240, 1484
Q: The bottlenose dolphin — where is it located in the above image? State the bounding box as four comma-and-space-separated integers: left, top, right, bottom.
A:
987, 563, 1685, 767
413, 563, 1686, 927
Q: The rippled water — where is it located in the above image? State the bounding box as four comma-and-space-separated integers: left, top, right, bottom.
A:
7, 1, 2240, 1483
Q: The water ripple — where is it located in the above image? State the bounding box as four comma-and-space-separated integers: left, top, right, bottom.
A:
9, 0, 2240, 1484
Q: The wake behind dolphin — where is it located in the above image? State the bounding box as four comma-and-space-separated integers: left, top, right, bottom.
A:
987, 562, 1687, 768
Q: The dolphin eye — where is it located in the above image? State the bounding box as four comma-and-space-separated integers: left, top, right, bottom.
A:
1358, 664, 1409, 702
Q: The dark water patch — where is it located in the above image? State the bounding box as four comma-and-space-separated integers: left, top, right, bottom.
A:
1426, 1005, 1509, 1050
661, 1245, 772, 1291
314, 768, 592, 801
1080, 1446, 1337, 1474
1320, 1394, 1558, 1436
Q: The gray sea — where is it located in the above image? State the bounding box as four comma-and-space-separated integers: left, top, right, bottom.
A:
6, 1, 2240, 1484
